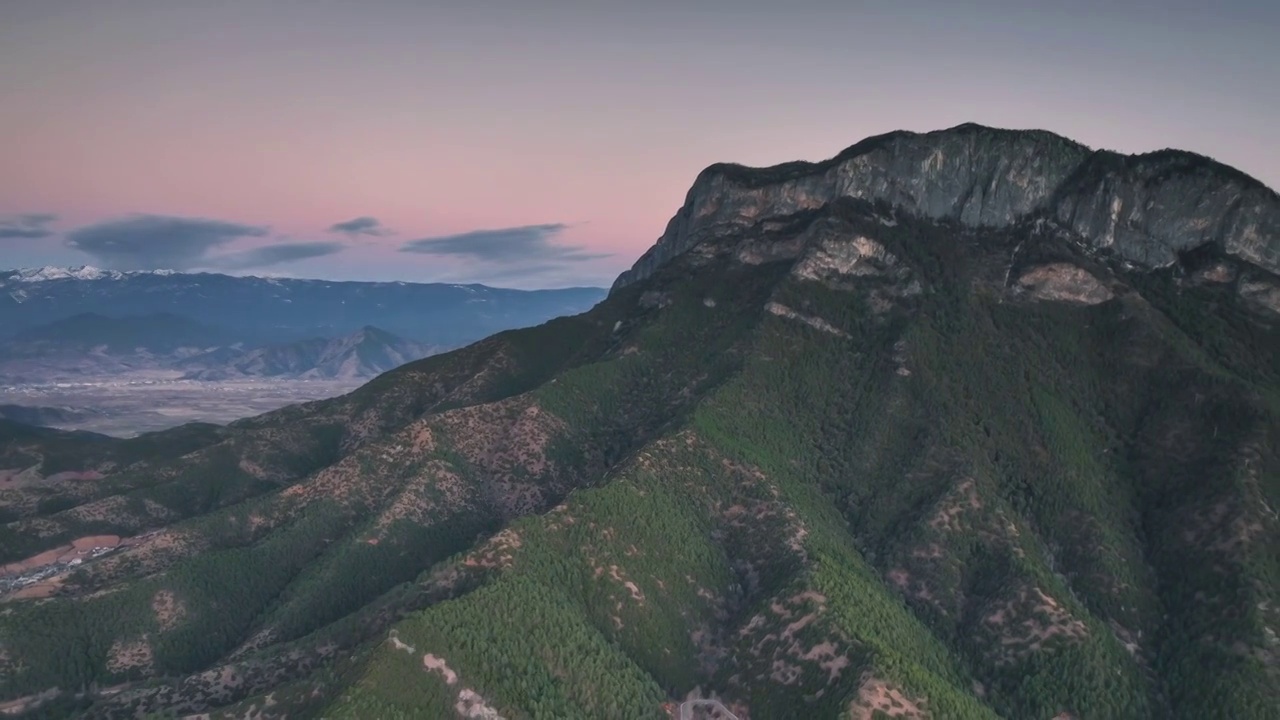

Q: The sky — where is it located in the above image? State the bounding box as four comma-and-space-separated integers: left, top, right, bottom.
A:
1, 0, 1277, 289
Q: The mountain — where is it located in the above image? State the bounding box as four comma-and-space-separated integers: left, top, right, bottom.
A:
1, 312, 232, 357
0, 316, 432, 385
0, 313, 236, 382
177, 326, 436, 381
0, 404, 103, 427
0, 123, 1277, 719
614, 123, 1279, 299
0, 268, 607, 347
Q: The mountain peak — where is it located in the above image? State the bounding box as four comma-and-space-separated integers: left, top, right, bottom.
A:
12, 266, 120, 282
615, 125, 1279, 291
176, 323, 432, 381
3, 266, 185, 283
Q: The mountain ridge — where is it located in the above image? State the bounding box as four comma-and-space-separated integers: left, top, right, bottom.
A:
4, 265, 603, 292
0, 269, 607, 348
3, 312, 232, 351
614, 122, 1280, 292
177, 326, 436, 381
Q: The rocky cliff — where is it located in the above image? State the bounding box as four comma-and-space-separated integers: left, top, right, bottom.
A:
613, 123, 1280, 290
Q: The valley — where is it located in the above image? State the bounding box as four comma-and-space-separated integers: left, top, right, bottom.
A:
0, 372, 363, 436
0, 272, 606, 436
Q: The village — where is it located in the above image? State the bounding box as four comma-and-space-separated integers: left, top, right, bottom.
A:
0, 533, 155, 599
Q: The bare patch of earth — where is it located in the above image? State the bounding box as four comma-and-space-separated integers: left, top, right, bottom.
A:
107, 635, 154, 673
152, 589, 187, 631
982, 585, 1089, 664
847, 676, 928, 719
734, 590, 854, 692
421, 651, 506, 719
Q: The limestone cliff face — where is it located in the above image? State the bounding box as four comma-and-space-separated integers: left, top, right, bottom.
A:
612, 124, 1279, 290
1053, 151, 1280, 272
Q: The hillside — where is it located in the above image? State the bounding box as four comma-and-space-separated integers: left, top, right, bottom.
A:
0, 124, 1277, 719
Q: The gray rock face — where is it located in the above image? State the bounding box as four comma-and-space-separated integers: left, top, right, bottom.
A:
612, 124, 1280, 291
1053, 152, 1279, 273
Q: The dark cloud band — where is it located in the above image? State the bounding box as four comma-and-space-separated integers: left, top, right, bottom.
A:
400, 223, 609, 263
65, 215, 269, 270
329, 216, 389, 236
0, 213, 58, 239
64, 214, 344, 271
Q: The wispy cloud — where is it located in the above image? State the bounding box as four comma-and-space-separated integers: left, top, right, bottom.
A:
328, 216, 390, 237
208, 241, 346, 270
0, 213, 58, 239
400, 223, 609, 263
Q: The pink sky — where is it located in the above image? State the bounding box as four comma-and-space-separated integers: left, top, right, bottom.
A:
2, 1, 1277, 287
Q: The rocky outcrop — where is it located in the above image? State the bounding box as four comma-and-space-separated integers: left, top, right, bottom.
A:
764, 302, 849, 337
791, 229, 899, 283
779, 218, 922, 315
612, 124, 1279, 291
1015, 264, 1114, 305
637, 290, 672, 309
1192, 262, 1238, 285
1238, 277, 1280, 317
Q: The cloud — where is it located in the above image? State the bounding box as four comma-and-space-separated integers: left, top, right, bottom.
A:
65, 214, 270, 270
423, 259, 621, 289
328, 216, 390, 236
0, 213, 58, 239
400, 223, 610, 264
62, 214, 349, 272
209, 241, 345, 270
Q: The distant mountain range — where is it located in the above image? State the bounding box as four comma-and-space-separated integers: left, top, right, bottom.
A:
0, 313, 438, 382
0, 267, 606, 347
176, 326, 434, 381
0, 268, 605, 385
3, 312, 235, 357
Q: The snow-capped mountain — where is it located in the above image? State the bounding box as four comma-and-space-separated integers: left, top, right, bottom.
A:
5, 265, 180, 283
